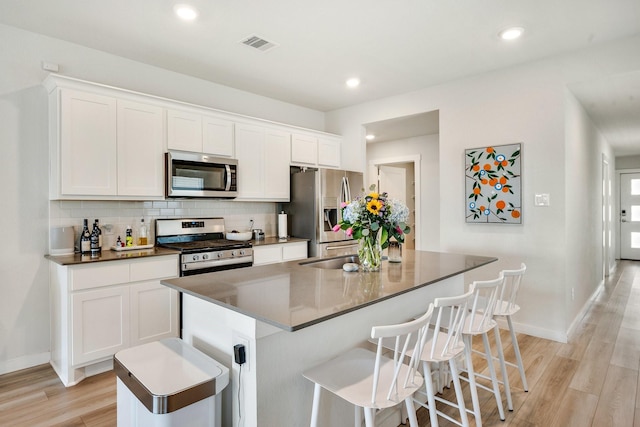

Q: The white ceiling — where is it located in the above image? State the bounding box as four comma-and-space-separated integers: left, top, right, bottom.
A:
1, 0, 639, 152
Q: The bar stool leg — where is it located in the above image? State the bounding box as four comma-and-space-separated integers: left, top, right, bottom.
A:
508, 315, 529, 391
463, 335, 482, 427
493, 325, 512, 411
481, 332, 505, 420
422, 361, 440, 427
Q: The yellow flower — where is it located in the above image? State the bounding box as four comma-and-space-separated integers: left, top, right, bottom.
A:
368, 192, 379, 199
367, 199, 383, 214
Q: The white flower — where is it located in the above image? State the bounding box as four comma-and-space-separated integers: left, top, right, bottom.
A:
388, 199, 409, 224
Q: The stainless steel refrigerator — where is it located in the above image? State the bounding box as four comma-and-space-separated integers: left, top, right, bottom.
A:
284, 167, 364, 258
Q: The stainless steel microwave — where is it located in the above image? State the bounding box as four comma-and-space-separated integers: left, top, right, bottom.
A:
166, 150, 238, 198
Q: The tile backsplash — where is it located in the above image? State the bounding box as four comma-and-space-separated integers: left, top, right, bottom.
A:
50, 200, 279, 249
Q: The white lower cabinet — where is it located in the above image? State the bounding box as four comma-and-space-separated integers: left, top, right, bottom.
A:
50, 255, 179, 386
252, 241, 307, 266
71, 285, 130, 366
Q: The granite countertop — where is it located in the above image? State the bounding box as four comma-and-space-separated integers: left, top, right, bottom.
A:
45, 247, 180, 266
161, 250, 496, 332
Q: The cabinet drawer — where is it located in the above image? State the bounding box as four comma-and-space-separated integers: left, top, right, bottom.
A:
282, 243, 307, 261
130, 257, 178, 282
70, 263, 130, 291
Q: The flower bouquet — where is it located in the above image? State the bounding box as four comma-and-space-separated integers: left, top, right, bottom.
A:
333, 185, 411, 271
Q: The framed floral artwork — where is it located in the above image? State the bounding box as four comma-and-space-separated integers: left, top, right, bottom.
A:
465, 143, 522, 224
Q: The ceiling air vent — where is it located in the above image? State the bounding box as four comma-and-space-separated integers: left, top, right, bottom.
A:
241, 35, 278, 52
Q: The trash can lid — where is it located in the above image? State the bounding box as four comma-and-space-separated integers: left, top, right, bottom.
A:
114, 338, 230, 414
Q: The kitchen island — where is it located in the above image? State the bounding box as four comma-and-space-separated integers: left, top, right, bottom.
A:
161, 250, 496, 427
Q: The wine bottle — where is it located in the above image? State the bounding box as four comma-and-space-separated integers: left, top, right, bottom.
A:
80, 219, 91, 255
138, 218, 148, 246
90, 222, 100, 257
94, 219, 103, 250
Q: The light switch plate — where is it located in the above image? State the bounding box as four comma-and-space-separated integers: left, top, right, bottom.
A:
535, 193, 550, 206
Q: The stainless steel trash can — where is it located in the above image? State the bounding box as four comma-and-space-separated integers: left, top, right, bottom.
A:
114, 337, 229, 427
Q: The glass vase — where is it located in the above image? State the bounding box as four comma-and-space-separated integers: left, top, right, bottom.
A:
358, 233, 382, 272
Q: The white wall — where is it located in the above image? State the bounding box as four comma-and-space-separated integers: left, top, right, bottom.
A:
564, 89, 615, 333
0, 23, 326, 374
326, 35, 640, 341
616, 155, 640, 170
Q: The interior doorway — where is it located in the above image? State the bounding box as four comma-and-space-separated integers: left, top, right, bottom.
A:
378, 164, 413, 249
368, 156, 420, 250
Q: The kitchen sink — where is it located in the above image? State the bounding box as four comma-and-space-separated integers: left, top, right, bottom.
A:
299, 255, 359, 269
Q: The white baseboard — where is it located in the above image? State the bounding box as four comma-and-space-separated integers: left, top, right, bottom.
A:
495, 318, 568, 343
0, 352, 50, 375
566, 279, 605, 341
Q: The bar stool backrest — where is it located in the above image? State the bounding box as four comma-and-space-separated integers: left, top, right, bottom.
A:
370, 303, 434, 404
496, 263, 526, 316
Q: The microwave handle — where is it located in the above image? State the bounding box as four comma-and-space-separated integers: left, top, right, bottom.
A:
225, 165, 232, 191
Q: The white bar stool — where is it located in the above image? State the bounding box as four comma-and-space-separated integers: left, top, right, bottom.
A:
303, 304, 434, 427
494, 263, 529, 410
459, 276, 508, 427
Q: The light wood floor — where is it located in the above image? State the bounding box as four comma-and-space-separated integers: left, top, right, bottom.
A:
1, 261, 639, 426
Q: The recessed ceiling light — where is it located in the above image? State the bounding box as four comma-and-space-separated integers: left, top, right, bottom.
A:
365, 134, 376, 141
499, 27, 524, 41
174, 4, 198, 21
346, 78, 360, 88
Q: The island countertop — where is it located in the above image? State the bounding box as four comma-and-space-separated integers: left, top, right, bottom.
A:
161, 250, 496, 331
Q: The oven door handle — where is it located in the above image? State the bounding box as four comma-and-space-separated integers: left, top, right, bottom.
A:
182, 256, 253, 271
225, 164, 232, 191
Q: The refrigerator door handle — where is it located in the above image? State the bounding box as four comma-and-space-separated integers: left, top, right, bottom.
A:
343, 177, 351, 203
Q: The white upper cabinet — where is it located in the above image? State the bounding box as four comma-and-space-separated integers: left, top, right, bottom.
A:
168, 109, 235, 158
291, 133, 341, 168
291, 133, 318, 166
235, 123, 290, 201
52, 88, 165, 199
167, 109, 202, 153
235, 123, 265, 200
117, 100, 165, 197
59, 89, 118, 196
203, 116, 234, 157
265, 128, 291, 200
318, 136, 341, 168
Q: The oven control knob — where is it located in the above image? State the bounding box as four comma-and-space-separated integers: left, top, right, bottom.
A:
217, 252, 223, 258
192, 255, 199, 261
202, 254, 209, 260
231, 250, 237, 257
239, 249, 245, 256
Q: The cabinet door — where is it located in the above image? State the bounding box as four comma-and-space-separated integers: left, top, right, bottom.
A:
282, 242, 308, 261
167, 109, 202, 152
318, 137, 341, 168
117, 100, 165, 197
235, 123, 265, 199
130, 281, 179, 346
291, 133, 317, 166
203, 116, 234, 157
60, 89, 117, 196
71, 286, 130, 366
264, 129, 290, 201
252, 245, 283, 266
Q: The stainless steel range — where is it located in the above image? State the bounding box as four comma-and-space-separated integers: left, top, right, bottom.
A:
155, 218, 253, 276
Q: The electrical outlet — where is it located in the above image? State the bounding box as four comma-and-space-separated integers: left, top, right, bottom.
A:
233, 334, 250, 372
